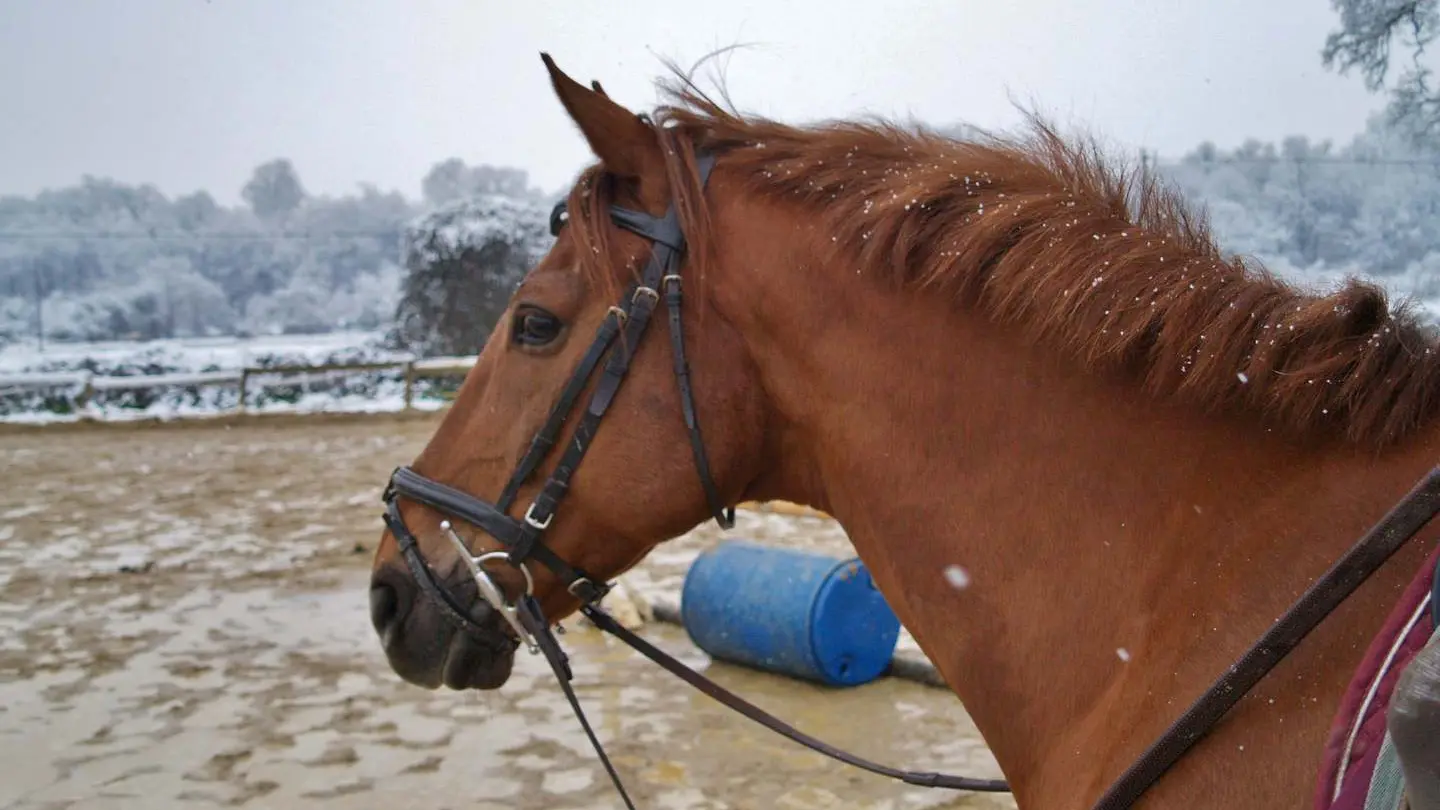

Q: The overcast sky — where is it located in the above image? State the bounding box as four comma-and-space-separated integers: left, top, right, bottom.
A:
1, 0, 1390, 206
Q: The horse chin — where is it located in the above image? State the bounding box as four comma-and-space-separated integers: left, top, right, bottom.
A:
441, 624, 517, 691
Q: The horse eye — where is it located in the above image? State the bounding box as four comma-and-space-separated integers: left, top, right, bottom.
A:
513, 308, 563, 347
549, 203, 568, 237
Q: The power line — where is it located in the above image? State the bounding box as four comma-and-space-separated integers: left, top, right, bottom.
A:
0, 230, 402, 241
3, 154, 1440, 244
1154, 155, 1440, 167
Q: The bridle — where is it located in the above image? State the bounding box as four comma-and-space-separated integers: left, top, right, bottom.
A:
379, 146, 1440, 810
380, 151, 1010, 808
382, 154, 737, 652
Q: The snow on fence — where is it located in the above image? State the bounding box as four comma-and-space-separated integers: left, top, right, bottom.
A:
0, 353, 833, 522
0, 351, 829, 516
0, 371, 92, 392
0, 355, 480, 415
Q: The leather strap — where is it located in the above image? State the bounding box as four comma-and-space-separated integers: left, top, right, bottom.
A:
518, 597, 638, 810
383, 499, 515, 644
1090, 465, 1440, 810
579, 603, 1011, 792
662, 274, 736, 529
496, 306, 627, 513
385, 468, 607, 603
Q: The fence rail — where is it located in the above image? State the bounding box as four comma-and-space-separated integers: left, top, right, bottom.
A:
0, 355, 479, 412
0, 354, 834, 522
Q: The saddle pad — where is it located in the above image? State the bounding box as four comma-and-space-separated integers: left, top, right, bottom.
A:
1433, 557, 1439, 627
1315, 541, 1439, 810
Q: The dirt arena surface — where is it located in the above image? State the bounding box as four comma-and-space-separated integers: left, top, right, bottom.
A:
0, 413, 1010, 810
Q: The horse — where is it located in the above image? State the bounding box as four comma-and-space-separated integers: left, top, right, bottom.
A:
367, 53, 1440, 810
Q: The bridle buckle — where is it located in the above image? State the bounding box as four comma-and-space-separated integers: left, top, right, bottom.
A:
567, 577, 601, 600
523, 503, 554, 531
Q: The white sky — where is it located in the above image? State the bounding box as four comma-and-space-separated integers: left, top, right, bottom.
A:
0, 0, 1390, 205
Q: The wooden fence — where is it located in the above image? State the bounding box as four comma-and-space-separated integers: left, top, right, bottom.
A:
0, 354, 833, 521
0, 355, 479, 414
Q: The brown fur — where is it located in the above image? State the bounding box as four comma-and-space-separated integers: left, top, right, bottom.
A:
370, 56, 1440, 810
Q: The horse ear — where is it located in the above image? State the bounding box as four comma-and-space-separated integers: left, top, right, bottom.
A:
541, 53, 665, 200
590, 80, 608, 98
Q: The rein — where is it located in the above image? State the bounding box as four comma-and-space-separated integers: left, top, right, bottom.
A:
380, 147, 1440, 809
1091, 466, 1440, 810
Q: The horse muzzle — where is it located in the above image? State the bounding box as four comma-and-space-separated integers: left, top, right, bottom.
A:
369, 554, 520, 691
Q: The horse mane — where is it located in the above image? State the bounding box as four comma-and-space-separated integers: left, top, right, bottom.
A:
567, 73, 1440, 450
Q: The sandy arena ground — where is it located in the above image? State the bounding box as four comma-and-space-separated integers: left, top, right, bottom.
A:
0, 413, 1011, 810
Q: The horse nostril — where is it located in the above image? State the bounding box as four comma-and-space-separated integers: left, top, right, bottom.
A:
370, 580, 400, 636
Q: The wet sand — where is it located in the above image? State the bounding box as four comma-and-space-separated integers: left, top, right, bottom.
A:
0, 413, 1011, 810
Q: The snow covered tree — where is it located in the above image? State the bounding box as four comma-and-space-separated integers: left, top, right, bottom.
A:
1158, 112, 1440, 319
1323, 0, 1440, 143
389, 194, 552, 357
0, 165, 420, 342
241, 255, 333, 335
241, 159, 307, 223
421, 159, 540, 207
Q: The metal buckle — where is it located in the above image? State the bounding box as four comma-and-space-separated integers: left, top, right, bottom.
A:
606, 305, 628, 324
661, 274, 682, 291
523, 503, 553, 531
633, 286, 659, 305
439, 521, 540, 655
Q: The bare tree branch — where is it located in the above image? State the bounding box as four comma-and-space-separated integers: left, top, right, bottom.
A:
1323, 0, 1440, 142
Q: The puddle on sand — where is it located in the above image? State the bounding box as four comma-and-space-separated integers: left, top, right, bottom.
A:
0, 416, 1011, 809
1, 574, 1009, 810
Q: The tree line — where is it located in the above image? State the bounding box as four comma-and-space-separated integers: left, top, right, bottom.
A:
0, 157, 547, 346
7, 114, 1440, 352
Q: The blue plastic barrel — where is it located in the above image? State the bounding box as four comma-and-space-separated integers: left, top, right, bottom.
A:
679, 540, 901, 687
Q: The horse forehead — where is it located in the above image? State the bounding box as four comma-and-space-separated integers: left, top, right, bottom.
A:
516, 259, 586, 301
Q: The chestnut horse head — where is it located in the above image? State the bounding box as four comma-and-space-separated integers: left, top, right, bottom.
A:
369, 55, 771, 691
371, 54, 1440, 809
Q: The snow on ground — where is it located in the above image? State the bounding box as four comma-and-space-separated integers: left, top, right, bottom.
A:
3, 258, 1439, 427
0, 418, 1008, 810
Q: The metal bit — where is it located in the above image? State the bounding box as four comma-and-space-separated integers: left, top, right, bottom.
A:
438, 520, 539, 654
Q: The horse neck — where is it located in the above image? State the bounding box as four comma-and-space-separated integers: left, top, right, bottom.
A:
713, 204, 1440, 809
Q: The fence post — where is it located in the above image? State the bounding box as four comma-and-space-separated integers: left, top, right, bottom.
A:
403, 361, 415, 411
238, 368, 250, 412
76, 373, 94, 412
